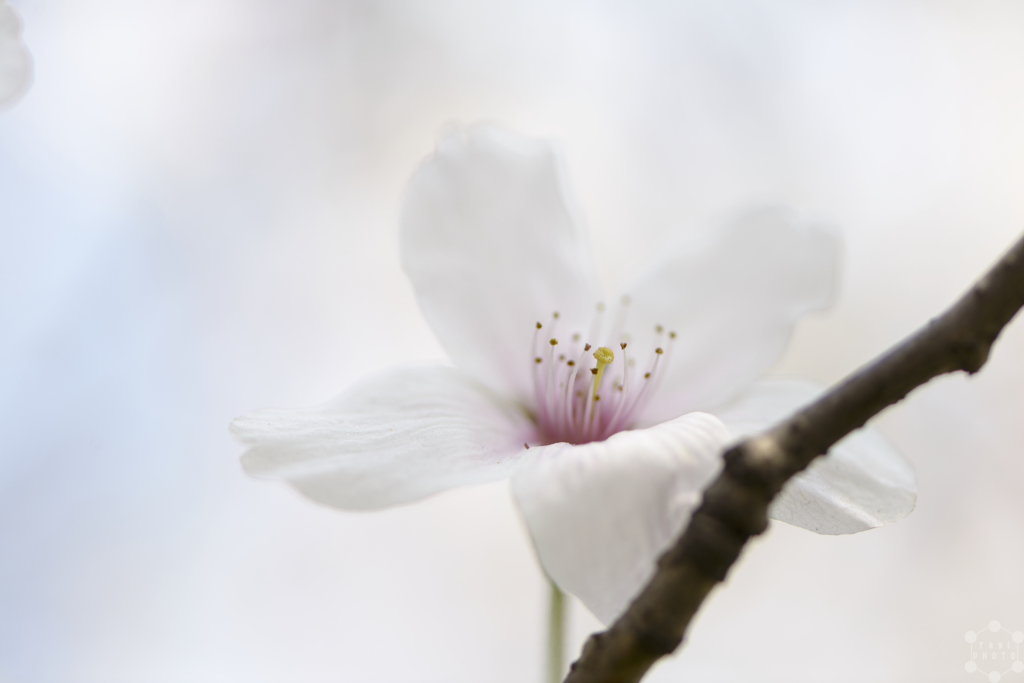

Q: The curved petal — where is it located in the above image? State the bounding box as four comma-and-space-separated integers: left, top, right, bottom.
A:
622, 207, 838, 424
230, 365, 535, 510
0, 2, 32, 108
714, 379, 917, 534
400, 123, 601, 405
510, 413, 730, 624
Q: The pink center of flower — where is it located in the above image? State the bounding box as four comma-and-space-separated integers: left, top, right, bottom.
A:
530, 304, 674, 445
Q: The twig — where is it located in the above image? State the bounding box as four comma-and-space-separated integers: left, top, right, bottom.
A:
564, 231, 1024, 683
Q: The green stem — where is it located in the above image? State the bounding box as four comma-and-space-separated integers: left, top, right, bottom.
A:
547, 579, 566, 683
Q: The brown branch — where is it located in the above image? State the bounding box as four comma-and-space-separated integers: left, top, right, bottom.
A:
564, 231, 1024, 683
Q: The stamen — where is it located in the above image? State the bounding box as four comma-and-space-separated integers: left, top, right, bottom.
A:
531, 322, 543, 362
545, 337, 558, 426
636, 347, 665, 396
645, 328, 679, 401
607, 295, 632, 346
531, 321, 545, 419
547, 312, 561, 345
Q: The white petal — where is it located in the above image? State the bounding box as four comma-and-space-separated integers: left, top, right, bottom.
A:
623, 207, 838, 423
510, 413, 730, 624
400, 123, 601, 404
715, 379, 917, 534
0, 2, 32, 107
230, 365, 534, 510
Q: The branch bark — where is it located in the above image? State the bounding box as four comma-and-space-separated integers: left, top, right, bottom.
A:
564, 231, 1024, 683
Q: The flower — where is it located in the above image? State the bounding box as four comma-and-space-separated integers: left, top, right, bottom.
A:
230, 123, 916, 624
0, 1, 32, 108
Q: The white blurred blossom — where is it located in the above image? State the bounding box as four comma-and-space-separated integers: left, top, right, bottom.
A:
0, 0, 31, 108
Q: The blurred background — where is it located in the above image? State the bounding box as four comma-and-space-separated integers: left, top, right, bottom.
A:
2, 1, 1024, 681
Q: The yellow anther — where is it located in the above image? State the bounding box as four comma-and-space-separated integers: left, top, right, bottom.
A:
592, 346, 615, 399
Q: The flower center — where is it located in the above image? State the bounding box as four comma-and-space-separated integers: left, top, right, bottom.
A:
530, 304, 674, 445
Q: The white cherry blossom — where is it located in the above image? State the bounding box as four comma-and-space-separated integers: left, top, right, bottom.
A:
231, 123, 916, 624
0, 1, 32, 108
